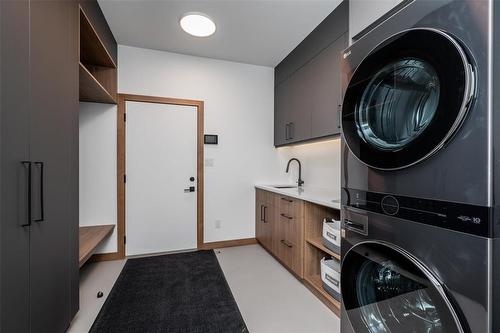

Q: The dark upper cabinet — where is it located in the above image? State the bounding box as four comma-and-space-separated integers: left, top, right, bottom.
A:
275, 59, 313, 145
310, 33, 347, 138
274, 1, 348, 147
274, 80, 289, 145
289, 64, 312, 143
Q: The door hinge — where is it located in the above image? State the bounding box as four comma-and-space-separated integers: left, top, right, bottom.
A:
124, 235, 126, 244
124, 113, 126, 122
123, 174, 126, 183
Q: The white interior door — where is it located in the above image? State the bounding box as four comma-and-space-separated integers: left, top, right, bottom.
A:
125, 101, 198, 256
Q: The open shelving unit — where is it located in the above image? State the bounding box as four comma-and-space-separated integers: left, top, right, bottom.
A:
303, 201, 341, 315
79, 7, 117, 104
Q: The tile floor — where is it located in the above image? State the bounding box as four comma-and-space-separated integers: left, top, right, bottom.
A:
68, 244, 340, 333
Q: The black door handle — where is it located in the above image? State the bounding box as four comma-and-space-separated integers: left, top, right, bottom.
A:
337, 105, 342, 129
21, 161, 32, 227
263, 206, 267, 223
34, 162, 44, 222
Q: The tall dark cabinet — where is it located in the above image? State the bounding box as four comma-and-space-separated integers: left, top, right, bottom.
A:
1, 1, 79, 332
274, 1, 348, 146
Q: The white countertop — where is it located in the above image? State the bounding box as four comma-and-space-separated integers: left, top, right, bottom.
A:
255, 184, 341, 210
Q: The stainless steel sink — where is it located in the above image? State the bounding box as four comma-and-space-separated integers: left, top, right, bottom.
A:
272, 185, 297, 189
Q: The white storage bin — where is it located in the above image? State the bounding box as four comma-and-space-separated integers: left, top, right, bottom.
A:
322, 218, 340, 253
320, 257, 341, 301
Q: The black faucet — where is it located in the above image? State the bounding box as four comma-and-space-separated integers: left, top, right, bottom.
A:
286, 158, 304, 187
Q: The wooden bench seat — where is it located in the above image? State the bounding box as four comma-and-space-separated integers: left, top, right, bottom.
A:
79, 225, 115, 267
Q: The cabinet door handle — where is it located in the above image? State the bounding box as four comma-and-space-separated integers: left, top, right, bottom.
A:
260, 205, 264, 222
281, 197, 293, 203
263, 206, 267, 223
289, 122, 294, 139
21, 161, 32, 227
337, 105, 342, 129
285, 123, 290, 140
280, 213, 292, 220
281, 239, 293, 248
34, 162, 44, 222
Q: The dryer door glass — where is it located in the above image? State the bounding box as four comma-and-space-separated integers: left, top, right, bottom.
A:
341, 242, 464, 333
342, 29, 474, 170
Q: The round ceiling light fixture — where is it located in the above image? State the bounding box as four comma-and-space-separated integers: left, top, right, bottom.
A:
180, 12, 216, 37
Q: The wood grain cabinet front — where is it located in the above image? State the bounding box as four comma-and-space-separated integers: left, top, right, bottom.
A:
255, 189, 275, 252
255, 189, 341, 314
255, 190, 304, 278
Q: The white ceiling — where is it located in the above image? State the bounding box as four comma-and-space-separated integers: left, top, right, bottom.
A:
98, 0, 342, 67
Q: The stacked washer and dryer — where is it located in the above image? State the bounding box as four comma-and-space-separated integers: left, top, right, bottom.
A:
339, 1, 500, 332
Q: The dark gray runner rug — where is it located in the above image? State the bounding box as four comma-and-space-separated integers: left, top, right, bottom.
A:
90, 250, 248, 333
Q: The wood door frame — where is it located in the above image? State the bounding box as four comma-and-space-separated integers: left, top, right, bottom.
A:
94, 94, 205, 262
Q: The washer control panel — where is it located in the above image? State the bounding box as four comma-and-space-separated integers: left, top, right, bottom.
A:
342, 188, 490, 237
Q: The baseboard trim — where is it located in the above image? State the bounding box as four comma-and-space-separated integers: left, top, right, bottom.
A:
202, 238, 257, 250
87, 238, 257, 264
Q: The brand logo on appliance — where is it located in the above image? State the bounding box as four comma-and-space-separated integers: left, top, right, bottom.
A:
343, 51, 351, 59
457, 215, 481, 224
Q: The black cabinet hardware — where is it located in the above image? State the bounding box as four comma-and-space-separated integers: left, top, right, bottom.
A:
281, 239, 293, 248
280, 213, 293, 220
21, 161, 32, 227
34, 162, 44, 222
337, 105, 342, 129
281, 197, 293, 203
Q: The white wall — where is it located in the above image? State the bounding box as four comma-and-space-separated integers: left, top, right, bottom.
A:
277, 138, 341, 198
79, 44, 342, 252
79, 102, 118, 253
119, 45, 290, 243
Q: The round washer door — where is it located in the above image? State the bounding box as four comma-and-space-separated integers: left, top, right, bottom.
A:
342, 28, 475, 170
341, 242, 465, 333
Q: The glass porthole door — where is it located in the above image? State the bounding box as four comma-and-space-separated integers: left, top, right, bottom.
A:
341, 242, 465, 333
341, 29, 475, 170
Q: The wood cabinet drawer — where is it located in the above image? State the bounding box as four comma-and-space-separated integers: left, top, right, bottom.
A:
277, 236, 302, 275
278, 195, 303, 221
256, 189, 304, 277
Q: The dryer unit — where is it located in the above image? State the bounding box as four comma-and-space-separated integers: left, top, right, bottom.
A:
340, 1, 500, 332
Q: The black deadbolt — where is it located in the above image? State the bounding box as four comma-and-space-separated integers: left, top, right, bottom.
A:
190, 177, 195, 182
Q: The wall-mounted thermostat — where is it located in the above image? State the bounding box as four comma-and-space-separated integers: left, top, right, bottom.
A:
204, 134, 218, 145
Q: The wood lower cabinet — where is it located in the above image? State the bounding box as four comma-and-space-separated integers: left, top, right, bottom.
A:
255, 189, 275, 251
275, 195, 304, 277
255, 188, 341, 315
256, 190, 304, 278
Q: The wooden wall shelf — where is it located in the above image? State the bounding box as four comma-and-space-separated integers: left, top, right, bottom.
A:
80, 9, 116, 68
79, 63, 116, 104
79, 7, 117, 104
79, 224, 115, 267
